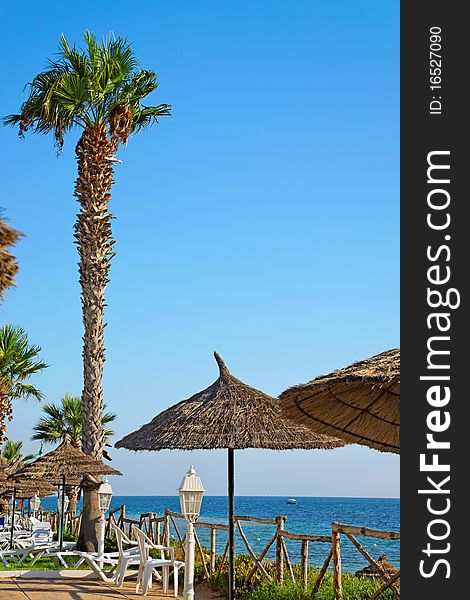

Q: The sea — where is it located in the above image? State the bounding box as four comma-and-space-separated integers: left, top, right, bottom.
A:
40, 495, 400, 572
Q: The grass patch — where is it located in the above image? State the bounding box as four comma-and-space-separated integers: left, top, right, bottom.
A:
0, 556, 92, 571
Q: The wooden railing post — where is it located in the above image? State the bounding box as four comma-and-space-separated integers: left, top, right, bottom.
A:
156, 520, 161, 545
276, 515, 286, 582
164, 510, 170, 546
332, 524, 343, 600
301, 539, 309, 591
210, 527, 216, 575
312, 548, 333, 597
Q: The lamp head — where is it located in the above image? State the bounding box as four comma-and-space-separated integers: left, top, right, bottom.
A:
178, 466, 205, 522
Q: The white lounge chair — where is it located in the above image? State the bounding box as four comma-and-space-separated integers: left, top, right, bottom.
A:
0, 542, 53, 566
71, 549, 121, 581
113, 523, 141, 586
134, 526, 184, 597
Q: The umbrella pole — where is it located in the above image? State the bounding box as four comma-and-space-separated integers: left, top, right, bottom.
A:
60, 475, 66, 552
228, 448, 235, 600
9, 487, 17, 550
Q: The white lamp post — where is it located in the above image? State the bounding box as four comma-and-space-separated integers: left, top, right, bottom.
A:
57, 489, 70, 552
97, 478, 113, 568
178, 466, 205, 600
56, 494, 70, 514
30, 494, 41, 516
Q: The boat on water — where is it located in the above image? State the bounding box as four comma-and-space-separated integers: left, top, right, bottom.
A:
286, 498, 297, 504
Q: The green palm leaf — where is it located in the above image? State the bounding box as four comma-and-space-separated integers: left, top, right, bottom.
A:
0, 325, 47, 437
32, 393, 117, 450
3, 30, 171, 147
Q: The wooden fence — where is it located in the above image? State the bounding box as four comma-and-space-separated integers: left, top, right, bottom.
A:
105, 507, 334, 593
42, 506, 400, 598
332, 522, 400, 600
41, 510, 81, 537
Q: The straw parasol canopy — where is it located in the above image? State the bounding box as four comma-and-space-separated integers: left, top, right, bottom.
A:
12, 440, 122, 483
0, 459, 56, 499
0, 476, 57, 499
116, 352, 344, 600
116, 352, 344, 451
279, 349, 400, 454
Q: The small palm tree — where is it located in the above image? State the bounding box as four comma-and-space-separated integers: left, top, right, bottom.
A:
1, 439, 35, 468
32, 394, 116, 515
4, 31, 170, 549
32, 393, 116, 448
0, 324, 47, 443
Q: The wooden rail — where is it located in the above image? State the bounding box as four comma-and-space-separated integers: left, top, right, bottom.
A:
276, 526, 333, 593
158, 509, 334, 593
331, 522, 400, 600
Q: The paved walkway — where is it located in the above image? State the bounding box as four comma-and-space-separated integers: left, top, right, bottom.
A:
0, 577, 222, 599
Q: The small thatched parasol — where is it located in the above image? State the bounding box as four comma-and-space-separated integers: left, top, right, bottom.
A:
13, 440, 122, 550
12, 440, 122, 482
0, 477, 56, 499
116, 352, 344, 600
0, 216, 21, 301
279, 349, 400, 454
0, 463, 57, 548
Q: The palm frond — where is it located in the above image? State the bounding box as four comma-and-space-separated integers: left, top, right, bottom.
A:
10, 382, 43, 402
2, 438, 23, 463
133, 104, 172, 132
3, 30, 170, 147
0, 325, 47, 415
32, 394, 117, 447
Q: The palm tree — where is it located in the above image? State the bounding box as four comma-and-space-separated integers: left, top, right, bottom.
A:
0, 214, 21, 302
0, 324, 47, 444
4, 32, 170, 550
32, 393, 116, 514
1, 439, 35, 468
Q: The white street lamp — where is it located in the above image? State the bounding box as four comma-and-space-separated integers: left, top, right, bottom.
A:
57, 494, 70, 514
98, 478, 113, 512
30, 494, 41, 515
97, 478, 113, 567
178, 466, 205, 600
56, 480, 70, 552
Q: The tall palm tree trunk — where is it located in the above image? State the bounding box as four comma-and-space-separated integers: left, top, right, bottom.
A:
0, 386, 10, 445
74, 124, 116, 551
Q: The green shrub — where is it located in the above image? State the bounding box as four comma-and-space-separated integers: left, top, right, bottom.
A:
200, 553, 397, 600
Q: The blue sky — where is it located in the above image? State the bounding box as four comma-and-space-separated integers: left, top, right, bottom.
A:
0, 0, 399, 497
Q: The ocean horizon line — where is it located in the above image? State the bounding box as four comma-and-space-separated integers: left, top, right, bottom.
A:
110, 494, 400, 500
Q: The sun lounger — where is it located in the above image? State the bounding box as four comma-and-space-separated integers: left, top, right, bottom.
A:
0, 543, 51, 567
70, 549, 122, 581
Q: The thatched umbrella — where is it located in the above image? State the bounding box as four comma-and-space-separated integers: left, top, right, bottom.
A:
13, 440, 122, 550
0, 216, 21, 302
0, 467, 57, 548
279, 349, 400, 454
116, 352, 344, 600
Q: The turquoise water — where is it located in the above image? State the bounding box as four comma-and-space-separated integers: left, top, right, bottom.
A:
40, 495, 399, 572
